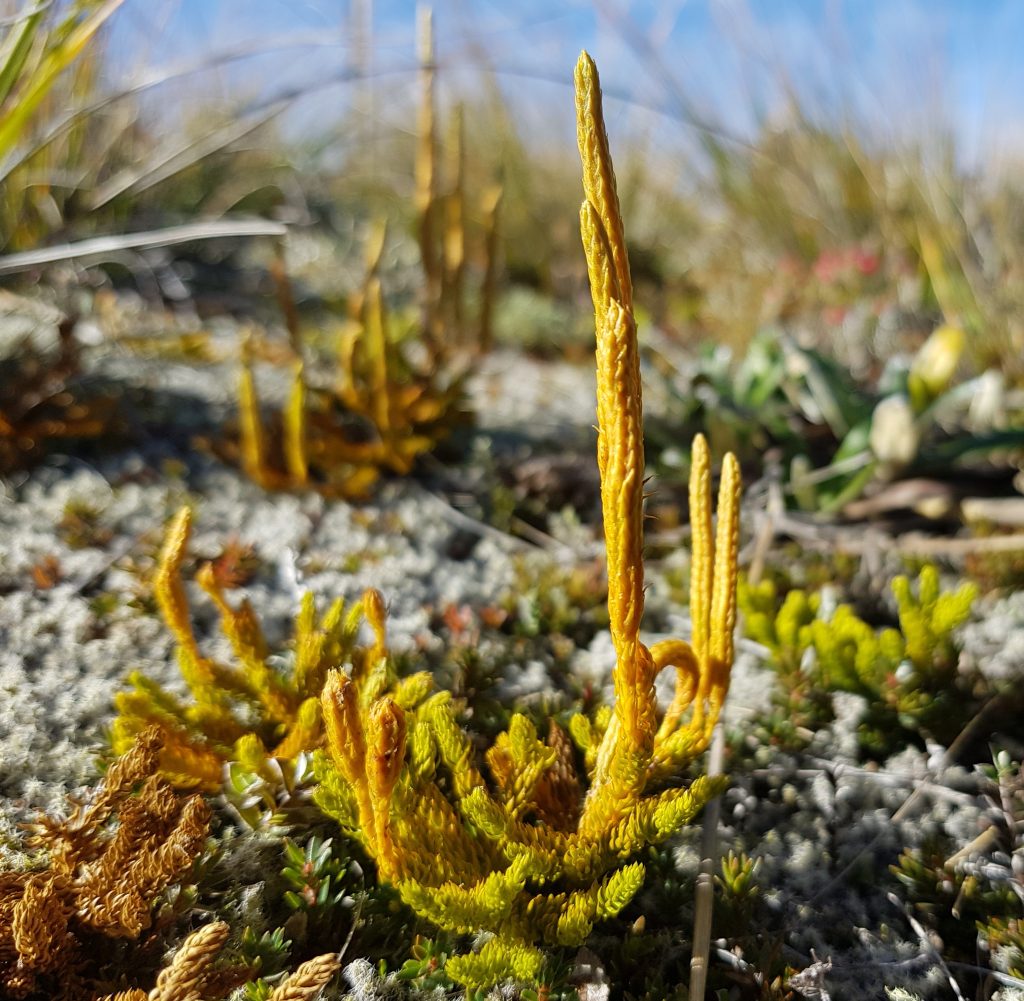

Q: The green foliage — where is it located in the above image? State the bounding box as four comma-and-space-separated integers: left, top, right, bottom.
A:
714, 851, 762, 939
224, 752, 318, 830
892, 565, 976, 672
396, 937, 458, 991
741, 565, 979, 753
716, 850, 760, 901
0, 1, 121, 156
444, 938, 545, 991
0, 0, 125, 249
57, 497, 113, 549
738, 577, 830, 746
281, 835, 348, 914
650, 325, 1024, 514
238, 925, 292, 994
501, 554, 609, 645
892, 839, 1019, 965
684, 95, 1024, 380
980, 917, 1024, 980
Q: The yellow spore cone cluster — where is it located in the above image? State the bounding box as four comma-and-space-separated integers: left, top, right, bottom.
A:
311, 51, 743, 990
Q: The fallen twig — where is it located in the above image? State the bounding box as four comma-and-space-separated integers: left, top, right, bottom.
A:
689, 721, 725, 1001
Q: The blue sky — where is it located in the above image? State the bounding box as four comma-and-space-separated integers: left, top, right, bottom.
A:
103, 1, 1024, 170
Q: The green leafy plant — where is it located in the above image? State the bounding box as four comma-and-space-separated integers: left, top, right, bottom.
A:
0, 0, 127, 249
892, 838, 1019, 975
396, 936, 458, 992
239, 925, 293, 999
650, 324, 1024, 514
741, 565, 978, 753
0, 1, 123, 157
225, 752, 317, 830
281, 835, 347, 915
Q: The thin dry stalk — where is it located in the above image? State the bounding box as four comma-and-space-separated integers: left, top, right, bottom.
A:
443, 103, 466, 343
479, 183, 502, 353
415, 4, 442, 351
271, 242, 303, 355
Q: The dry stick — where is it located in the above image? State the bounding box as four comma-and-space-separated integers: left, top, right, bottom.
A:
946, 962, 1024, 992
746, 470, 785, 586
688, 720, 725, 1001
271, 242, 303, 356
328, 882, 365, 978
887, 892, 967, 1001
773, 513, 1024, 557
508, 514, 588, 561
478, 184, 502, 352
411, 483, 534, 554
763, 760, 978, 809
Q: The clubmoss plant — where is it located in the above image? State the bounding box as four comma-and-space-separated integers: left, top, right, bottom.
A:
91, 919, 339, 1001
414, 9, 502, 357
235, 225, 467, 499
111, 507, 433, 791
741, 564, 978, 752
310, 51, 742, 990
232, 11, 502, 498
0, 729, 209, 998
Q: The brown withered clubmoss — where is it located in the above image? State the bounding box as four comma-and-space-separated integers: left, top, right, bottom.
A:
91, 920, 339, 1001
0, 729, 209, 999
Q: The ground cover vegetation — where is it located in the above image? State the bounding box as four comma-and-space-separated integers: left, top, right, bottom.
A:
0, 4, 1023, 1000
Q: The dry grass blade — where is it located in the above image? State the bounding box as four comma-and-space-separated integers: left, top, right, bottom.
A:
0, 219, 287, 274
86, 102, 285, 209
